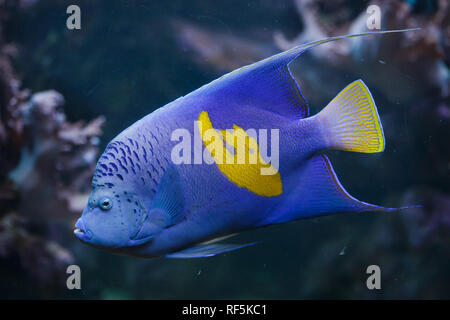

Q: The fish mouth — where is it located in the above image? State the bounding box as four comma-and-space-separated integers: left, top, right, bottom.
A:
74, 218, 92, 241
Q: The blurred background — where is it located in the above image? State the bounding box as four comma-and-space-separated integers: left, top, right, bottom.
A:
0, 0, 449, 299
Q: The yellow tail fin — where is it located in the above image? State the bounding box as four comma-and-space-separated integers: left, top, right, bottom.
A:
318, 79, 385, 153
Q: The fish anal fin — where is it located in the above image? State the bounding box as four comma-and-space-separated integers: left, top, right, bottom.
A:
265, 155, 392, 225
299, 155, 392, 216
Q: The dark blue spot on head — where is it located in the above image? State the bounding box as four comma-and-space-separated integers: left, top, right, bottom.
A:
142, 147, 148, 162
156, 158, 161, 166
110, 163, 118, 172
133, 151, 140, 162
116, 174, 123, 180
107, 152, 116, 159
119, 164, 128, 174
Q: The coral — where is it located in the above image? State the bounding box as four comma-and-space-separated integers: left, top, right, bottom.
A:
276, 0, 449, 99
173, 20, 276, 72
0, 0, 104, 291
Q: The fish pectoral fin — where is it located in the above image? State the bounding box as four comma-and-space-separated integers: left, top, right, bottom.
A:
151, 165, 185, 226
130, 166, 185, 246
130, 166, 185, 245
165, 242, 258, 259
130, 209, 167, 245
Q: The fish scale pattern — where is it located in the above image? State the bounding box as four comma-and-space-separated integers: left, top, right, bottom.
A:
92, 126, 170, 194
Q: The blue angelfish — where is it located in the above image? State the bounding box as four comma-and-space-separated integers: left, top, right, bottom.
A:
74, 29, 416, 258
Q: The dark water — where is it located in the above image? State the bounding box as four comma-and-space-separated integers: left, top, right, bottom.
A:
1, 0, 449, 299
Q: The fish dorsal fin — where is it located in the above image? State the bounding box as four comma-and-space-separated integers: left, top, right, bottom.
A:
198, 48, 310, 119
195, 29, 418, 120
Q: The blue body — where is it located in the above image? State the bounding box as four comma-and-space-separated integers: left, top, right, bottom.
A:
74, 30, 414, 258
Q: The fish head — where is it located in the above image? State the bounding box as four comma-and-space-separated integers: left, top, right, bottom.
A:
74, 186, 151, 248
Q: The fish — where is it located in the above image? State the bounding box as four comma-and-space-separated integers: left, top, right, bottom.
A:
74, 29, 418, 258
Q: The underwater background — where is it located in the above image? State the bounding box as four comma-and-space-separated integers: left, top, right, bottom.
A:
0, 0, 449, 299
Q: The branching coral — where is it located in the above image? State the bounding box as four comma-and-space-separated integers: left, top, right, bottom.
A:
0, 0, 104, 289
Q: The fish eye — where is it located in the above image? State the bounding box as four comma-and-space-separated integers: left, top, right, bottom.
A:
98, 197, 113, 211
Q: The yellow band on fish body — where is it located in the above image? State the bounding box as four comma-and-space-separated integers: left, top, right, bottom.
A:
198, 111, 283, 197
